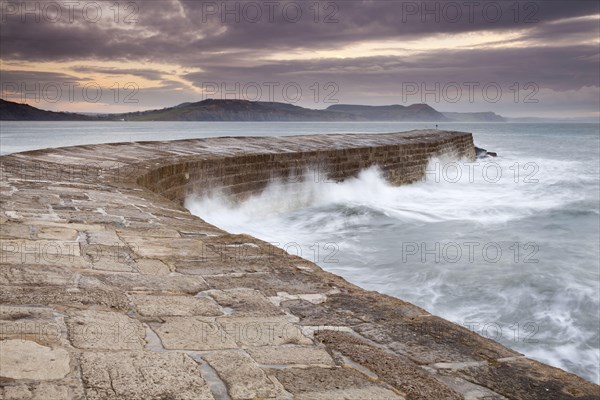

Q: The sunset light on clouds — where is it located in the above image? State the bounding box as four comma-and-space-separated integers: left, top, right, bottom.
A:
1, 1, 599, 117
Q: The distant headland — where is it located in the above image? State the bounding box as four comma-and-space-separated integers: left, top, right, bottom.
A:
0, 98, 506, 122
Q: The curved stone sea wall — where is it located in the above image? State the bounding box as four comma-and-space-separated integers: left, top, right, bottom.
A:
136, 130, 475, 203
0, 130, 598, 399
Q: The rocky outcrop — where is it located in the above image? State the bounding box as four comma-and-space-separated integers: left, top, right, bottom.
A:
475, 146, 498, 158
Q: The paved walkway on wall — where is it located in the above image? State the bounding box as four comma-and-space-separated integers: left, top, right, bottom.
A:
1, 131, 598, 399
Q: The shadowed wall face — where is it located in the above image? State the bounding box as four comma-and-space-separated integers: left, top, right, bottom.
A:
137, 132, 475, 204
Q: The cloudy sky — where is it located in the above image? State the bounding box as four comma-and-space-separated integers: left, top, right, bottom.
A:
1, 0, 598, 118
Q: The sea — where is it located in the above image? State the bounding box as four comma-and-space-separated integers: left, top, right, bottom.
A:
1, 121, 598, 384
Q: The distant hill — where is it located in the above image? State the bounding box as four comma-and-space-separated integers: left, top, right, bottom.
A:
114, 99, 362, 121
1, 98, 509, 122
442, 111, 506, 122
327, 103, 449, 121
0, 99, 93, 121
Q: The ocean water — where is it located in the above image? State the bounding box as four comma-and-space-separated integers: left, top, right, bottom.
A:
1, 120, 450, 155
2, 121, 599, 384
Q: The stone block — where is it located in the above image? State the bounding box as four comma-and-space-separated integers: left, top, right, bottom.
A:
202, 350, 283, 400
66, 310, 145, 350
214, 316, 312, 347
131, 294, 222, 317
0, 280, 129, 311
315, 330, 462, 400
205, 270, 335, 296
438, 357, 600, 400
34, 225, 79, 241
1, 383, 72, 400
98, 272, 208, 294
0, 239, 80, 258
246, 345, 334, 366
135, 258, 170, 275
273, 367, 402, 400
209, 289, 283, 316
79, 351, 214, 400
0, 264, 74, 286
0, 339, 71, 380
154, 317, 238, 350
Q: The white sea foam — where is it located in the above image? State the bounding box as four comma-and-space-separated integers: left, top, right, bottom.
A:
188, 155, 587, 227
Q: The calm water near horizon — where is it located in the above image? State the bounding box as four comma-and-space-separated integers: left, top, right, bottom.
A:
2, 120, 591, 155
2, 121, 599, 384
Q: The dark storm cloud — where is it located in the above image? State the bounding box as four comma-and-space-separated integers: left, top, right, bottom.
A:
177, 0, 599, 48
0, 70, 81, 101
1, 0, 598, 63
184, 45, 599, 91
0, 0, 193, 61
0, 0, 597, 115
0, 70, 78, 83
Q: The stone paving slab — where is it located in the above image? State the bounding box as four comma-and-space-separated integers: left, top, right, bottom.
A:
155, 315, 311, 350
213, 316, 313, 347
66, 310, 146, 350
0, 305, 68, 343
202, 350, 284, 399
356, 317, 519, 365
437, 357, 600, 400
246, 345, 335, 366
204, 269, 340, 296
1, 382, 74, 400
208, 288, 284, 316
134, 258, 171, 275
292, 387, 404, 400
1, 239, 81, 257
272, 366, 403, 399
94, 271, 208, 294
0, 264, 76, 286
155, 317, 239, 350
79, 351, 214, 400
315, 330, 463, 400
131, 293, 222, 317
0, 283, 130, 312
171, 254, 275, 275
0, 339, 71, 380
